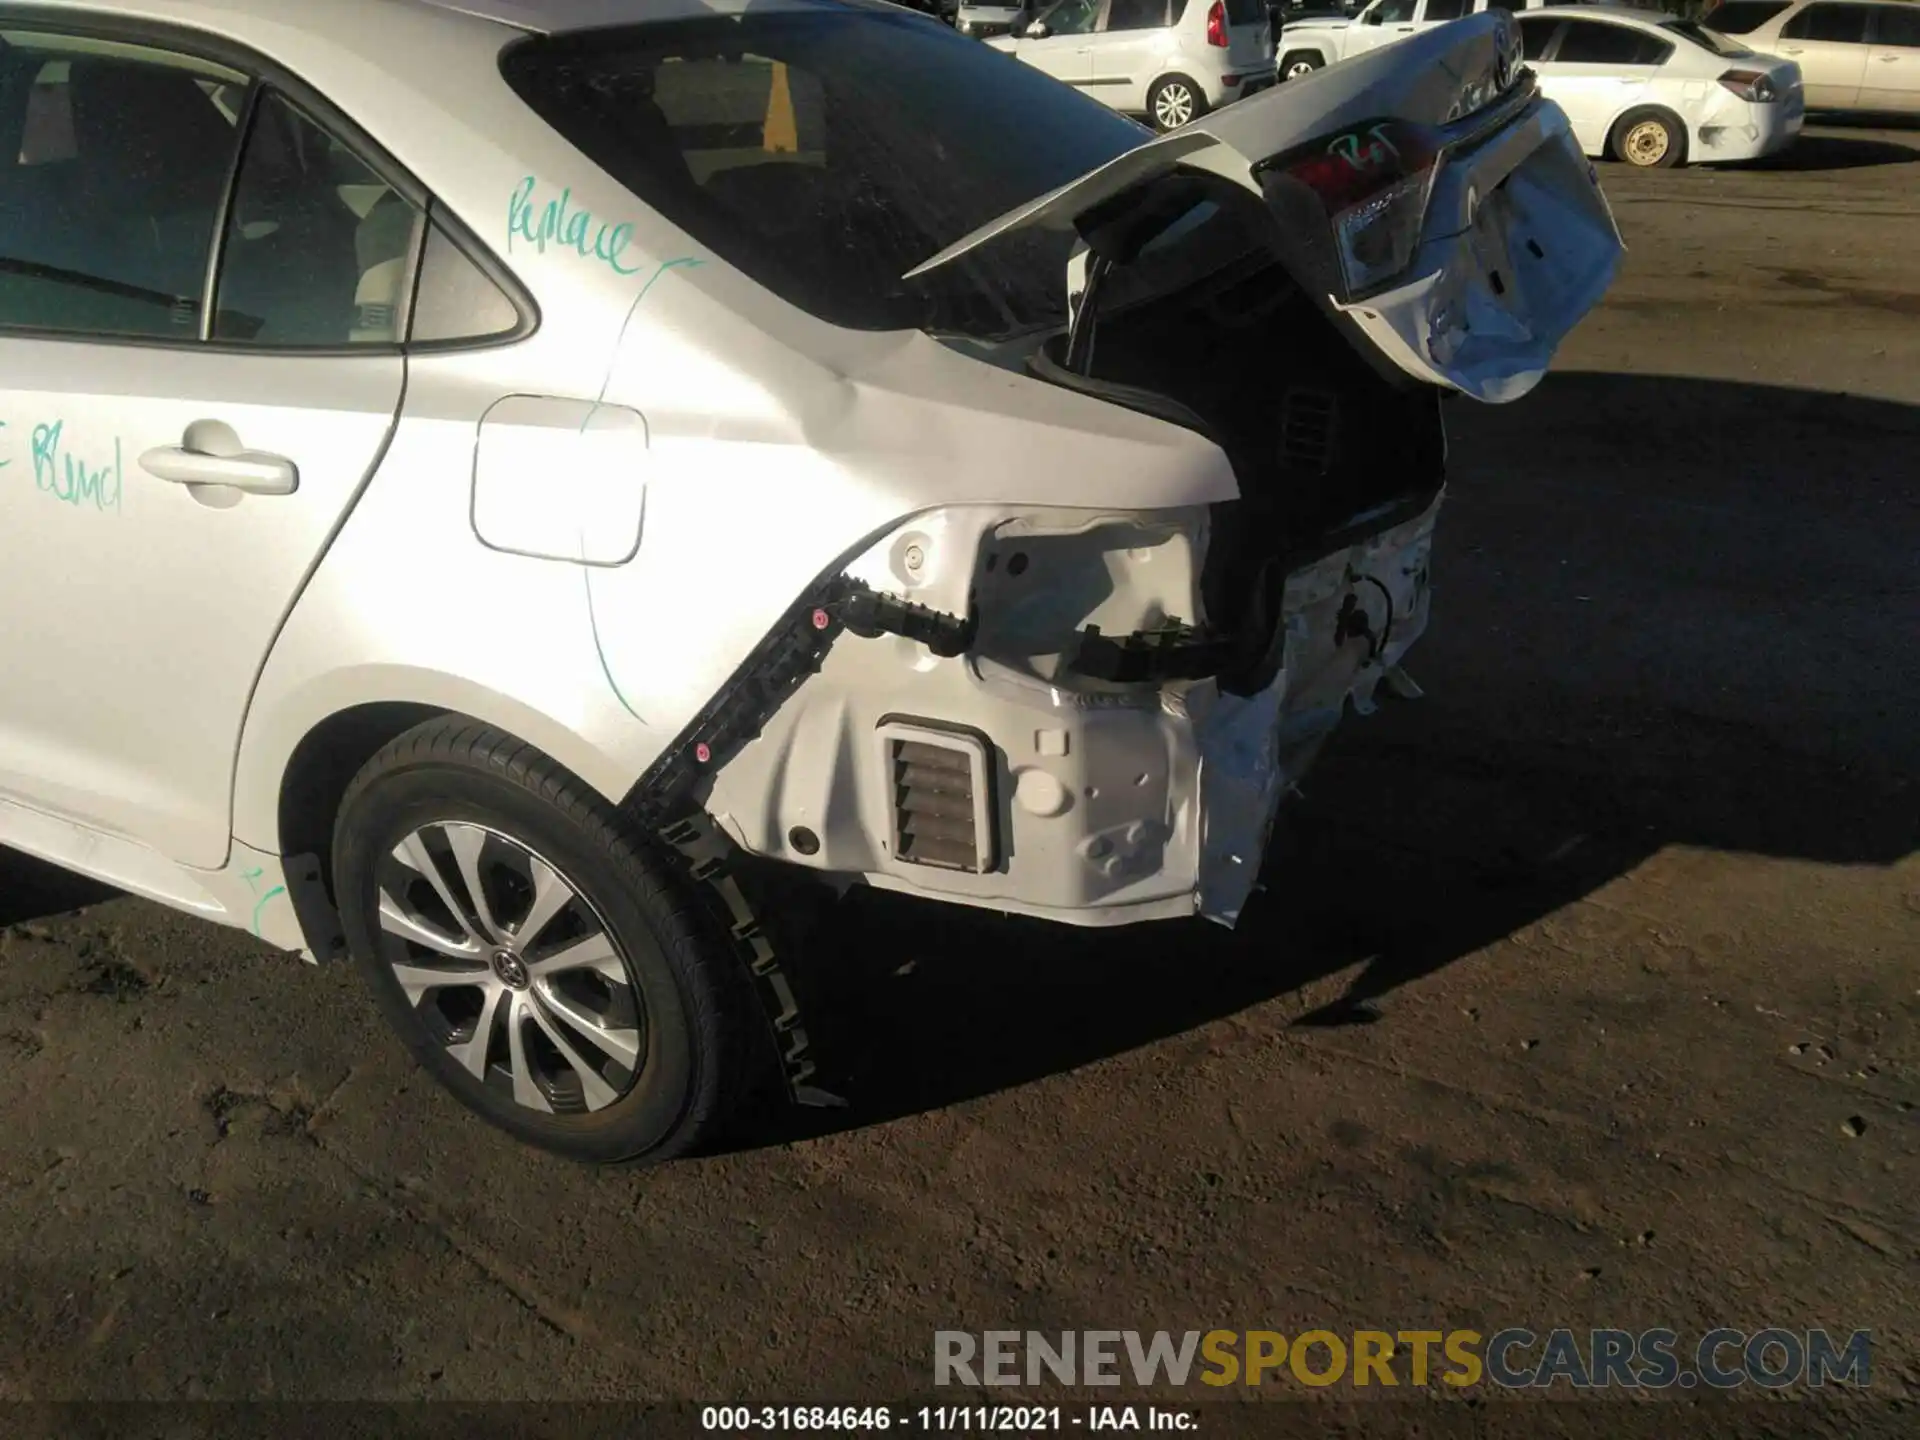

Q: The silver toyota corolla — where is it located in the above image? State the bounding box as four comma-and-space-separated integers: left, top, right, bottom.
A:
0, 0, 1620, 1163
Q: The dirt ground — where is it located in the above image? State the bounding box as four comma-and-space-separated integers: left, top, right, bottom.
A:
1, 123, 1915, 1425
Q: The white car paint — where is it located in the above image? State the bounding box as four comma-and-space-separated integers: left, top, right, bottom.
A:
1733, 0, 1920, 113
1277, 0, 1578, 76
1520, 6, 1804, 164
0, 5, 1616, 1013
989, 0, 1277, 129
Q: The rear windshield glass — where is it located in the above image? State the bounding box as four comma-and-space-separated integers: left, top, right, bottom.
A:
500, 8, 1151, 340
1699, 1, 1789, 33
1663, 19, 1752, 53
1224, 0, 1270, 24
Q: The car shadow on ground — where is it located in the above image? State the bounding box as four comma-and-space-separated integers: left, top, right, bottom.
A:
0, 848, 115, 928
764, 369, 1920, 1142
1744, 129, 1920, 172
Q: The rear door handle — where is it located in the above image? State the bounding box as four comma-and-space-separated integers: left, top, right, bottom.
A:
141, 420, 298, 497
1877, 54, 1900, 62
1780, 45, 1804, 54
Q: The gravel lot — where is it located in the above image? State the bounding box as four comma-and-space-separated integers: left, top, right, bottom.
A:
1, 123, 1915, 1425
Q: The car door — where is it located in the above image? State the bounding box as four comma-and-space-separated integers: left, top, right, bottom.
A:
1770, 2, 1874, 106
1015, 0, 1106, 85
0, 24, 418, 871
1530, 19, 1674, 154
1862, 2, 1920, 111
1089, 0, 1173, 110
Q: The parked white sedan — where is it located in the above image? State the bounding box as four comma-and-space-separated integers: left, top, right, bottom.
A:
1729, 0, 1920, 115
0, 0, 1620, 1165
1518, 7, 1804, 166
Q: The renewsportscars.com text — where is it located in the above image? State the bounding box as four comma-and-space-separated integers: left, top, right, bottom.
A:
934, 1328, 1872, 1391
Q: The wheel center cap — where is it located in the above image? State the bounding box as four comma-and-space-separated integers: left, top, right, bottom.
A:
490, 948, 530, 991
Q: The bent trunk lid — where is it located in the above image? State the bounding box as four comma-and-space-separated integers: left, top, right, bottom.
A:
907, 12, 1622, 403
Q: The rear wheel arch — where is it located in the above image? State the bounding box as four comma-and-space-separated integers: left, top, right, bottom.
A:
276, 701, 448, 925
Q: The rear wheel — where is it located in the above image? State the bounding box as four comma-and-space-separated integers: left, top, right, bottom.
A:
1148, 74, 1208, 132
333, 720, 766, 1165
1279, 50, 1326, 80
1610, 109, 1686, 169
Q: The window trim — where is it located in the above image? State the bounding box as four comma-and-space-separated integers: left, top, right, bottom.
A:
0, 6, 537, 355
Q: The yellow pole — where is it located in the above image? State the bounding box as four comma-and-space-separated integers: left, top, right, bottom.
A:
763, 62, 799, 153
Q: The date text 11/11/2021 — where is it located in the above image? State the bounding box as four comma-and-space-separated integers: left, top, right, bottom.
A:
702, 1408, 1197, 1432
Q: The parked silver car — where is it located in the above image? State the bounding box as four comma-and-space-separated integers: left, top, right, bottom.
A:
0, 0, 1620, 1163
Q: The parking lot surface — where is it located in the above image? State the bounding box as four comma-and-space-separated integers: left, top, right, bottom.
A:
1, 124, 1915, 1412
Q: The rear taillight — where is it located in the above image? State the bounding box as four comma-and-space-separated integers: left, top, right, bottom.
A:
1207, 0, 1229, 46
1274, 119, 1441, 297
1718, 68, 1779, 103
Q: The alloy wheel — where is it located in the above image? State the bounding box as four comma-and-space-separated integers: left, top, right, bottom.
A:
1155, 82, 1196, 130
1285, 59, 1319, 79
374, 821, 646, 1116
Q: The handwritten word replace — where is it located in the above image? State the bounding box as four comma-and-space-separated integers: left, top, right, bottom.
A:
509, 176, 643, 276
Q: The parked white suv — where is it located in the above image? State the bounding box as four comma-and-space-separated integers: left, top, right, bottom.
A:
1278, 0, 1577, 78
989, 0, 1277, 129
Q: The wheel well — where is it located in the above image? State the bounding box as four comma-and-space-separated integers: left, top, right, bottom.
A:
277, 702, 444, 906
1280, 48, 1326, 67
1610, 106, 1689, 164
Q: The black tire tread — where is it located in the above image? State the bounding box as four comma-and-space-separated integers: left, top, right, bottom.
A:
334, 717, 765, 1164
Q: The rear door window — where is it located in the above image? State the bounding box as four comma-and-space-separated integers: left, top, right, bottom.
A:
1553, 19, 1672, 63
214, 90, 423, 346
1782, 3, 1874, 41
1873, 4, 1920, 44
499, 13, 1151, 340
1702, 1, 1792, 32
1105, 0, 1173, 28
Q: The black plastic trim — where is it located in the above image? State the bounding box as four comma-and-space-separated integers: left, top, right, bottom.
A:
620, 577, 976, 829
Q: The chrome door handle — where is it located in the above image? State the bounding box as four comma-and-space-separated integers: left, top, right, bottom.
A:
141, 420, 298, 497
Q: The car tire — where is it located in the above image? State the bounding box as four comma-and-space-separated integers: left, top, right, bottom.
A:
1148, 74, 1209, 132
1278, 50, 1326, 81
333, 719, 769, 1166
1609, 108, 1686, 170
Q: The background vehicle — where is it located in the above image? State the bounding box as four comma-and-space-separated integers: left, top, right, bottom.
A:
1519, 6, 1804, 165
957, 0, 1030, 36
989, 0, 1276, 129
1277, 0, 1586, 79
1735, 0, 1920, 112
1698, 0, 1795, 32
0, 0, 1617, 1167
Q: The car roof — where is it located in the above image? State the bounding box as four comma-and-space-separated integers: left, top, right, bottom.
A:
1526, 3, 1676, 19
1, 0, 830, 44
413, 0, 703, 32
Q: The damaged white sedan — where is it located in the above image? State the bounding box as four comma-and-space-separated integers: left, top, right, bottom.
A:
0, 0, 1620, 1162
